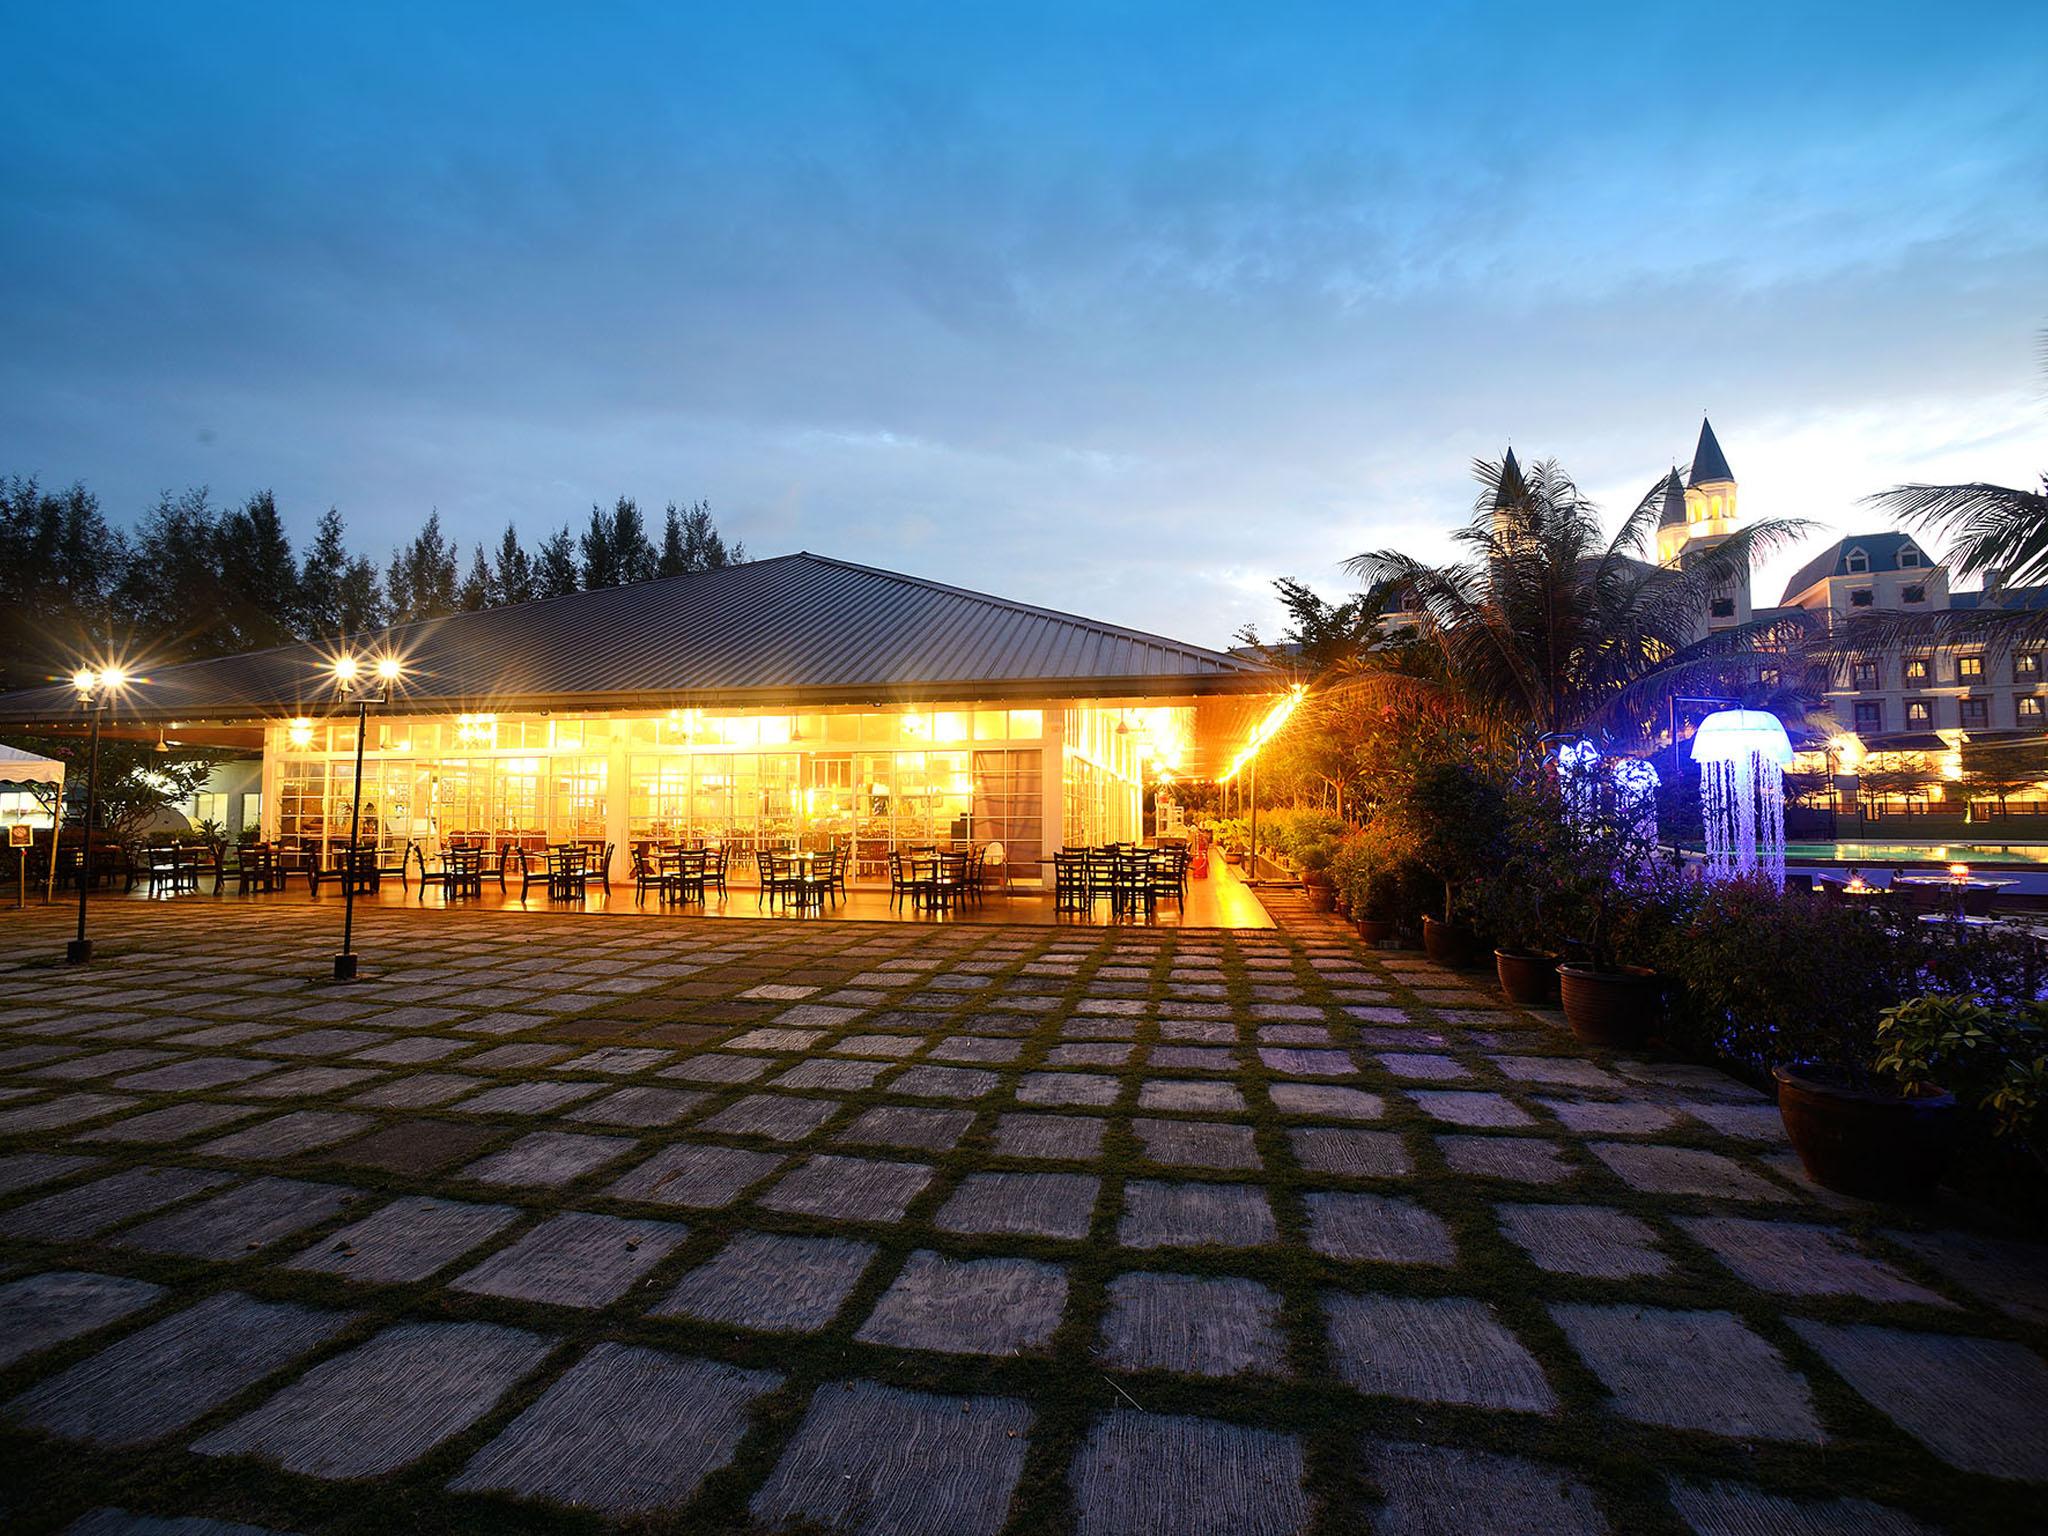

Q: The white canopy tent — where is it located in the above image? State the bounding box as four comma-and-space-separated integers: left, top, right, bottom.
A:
0, 744, 66, 901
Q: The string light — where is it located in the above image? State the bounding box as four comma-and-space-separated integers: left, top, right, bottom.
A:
1219, 685, 1306, 783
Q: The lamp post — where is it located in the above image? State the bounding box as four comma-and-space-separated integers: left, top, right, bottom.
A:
330, 655, 402, 981
65, 666, 127, 964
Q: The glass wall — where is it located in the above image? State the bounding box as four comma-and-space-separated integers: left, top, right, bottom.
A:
1059, 704, 1157, 847
266, 704, 1049, 883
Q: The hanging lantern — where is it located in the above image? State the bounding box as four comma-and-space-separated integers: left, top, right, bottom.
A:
1690, 709, 1792, 886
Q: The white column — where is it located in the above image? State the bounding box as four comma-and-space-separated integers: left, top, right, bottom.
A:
604, 729, 630, 883
1038, 706, 1064, 879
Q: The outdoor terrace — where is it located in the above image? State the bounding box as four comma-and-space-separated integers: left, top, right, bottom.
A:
0, 894, 2040, 1534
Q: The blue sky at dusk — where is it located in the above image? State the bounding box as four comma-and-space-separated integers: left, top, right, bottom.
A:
2, 2, 2043, 644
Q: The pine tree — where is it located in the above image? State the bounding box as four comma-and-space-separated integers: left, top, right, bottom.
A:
299, 507, 351, 638
457, 544, 495, 610
611, 496, 657, 584
387, 511, 460, 623
335, 555, 386, 633
579, 501, 620, 590
492, 524, 535, 606
120, 487, 233, 661
677, 500, 744, 570
657, 501, 689, 578
0, 476, 129, 691
216, 489, 302, 652
534, 525, 580, 597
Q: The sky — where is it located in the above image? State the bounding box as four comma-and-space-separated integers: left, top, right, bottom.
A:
2, 1, 2044, 648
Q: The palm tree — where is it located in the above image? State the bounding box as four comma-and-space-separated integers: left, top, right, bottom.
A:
1345, 454, 1814, 740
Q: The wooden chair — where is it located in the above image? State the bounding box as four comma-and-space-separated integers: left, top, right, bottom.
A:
702, 845, 730, 897
547, 844, 590, 901
1052, 850, 1091, 914
448, 844, 486, 899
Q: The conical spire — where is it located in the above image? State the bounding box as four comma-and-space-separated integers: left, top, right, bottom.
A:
1687, 418, 1734, 488
1493, 447, 1526, 509
1657, 467, 1687, 527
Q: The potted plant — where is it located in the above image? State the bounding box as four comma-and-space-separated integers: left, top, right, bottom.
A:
1403, 762, 1504, 970
1543, 750, 1672, 1045
1776, 990, 2048, 1202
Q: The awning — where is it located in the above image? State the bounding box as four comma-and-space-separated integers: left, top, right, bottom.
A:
0, 744, 66, 901
1860, 733, 1951, 753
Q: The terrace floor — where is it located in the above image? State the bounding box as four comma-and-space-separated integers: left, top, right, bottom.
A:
0, 895, 2042, 1535
84, 858, 1278, 930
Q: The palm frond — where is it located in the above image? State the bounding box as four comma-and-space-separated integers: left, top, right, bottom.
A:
1864, 479, 2048, 585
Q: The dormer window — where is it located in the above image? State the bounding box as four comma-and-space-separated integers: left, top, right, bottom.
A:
1898, 547, 1920, 568
1845, 548, 1869, 573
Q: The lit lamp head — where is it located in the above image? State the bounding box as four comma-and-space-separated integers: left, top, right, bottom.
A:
330, 655, 359, 690
72, 665, 128, 704
375, 657, 402, 683
1949, 862, 1970, 881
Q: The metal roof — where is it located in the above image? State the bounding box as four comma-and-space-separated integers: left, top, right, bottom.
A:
0, 552, 1277, 726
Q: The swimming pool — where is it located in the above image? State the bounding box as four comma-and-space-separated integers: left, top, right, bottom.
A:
1782, 842, 2048, 867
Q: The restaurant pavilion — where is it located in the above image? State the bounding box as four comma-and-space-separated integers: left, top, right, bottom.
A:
0, 553, 1283, 885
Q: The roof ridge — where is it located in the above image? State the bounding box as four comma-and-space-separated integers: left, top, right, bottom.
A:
783, 551, 1261, 670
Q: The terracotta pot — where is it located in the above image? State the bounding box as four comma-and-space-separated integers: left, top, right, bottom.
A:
1303, 875, 1336, 912
1494, 950, 1558, 1004
1555, 963, 1660, 1046
1355, 917, 1394, 943
1420, 915, 1478, 968
1774, 1064, 1957, 1202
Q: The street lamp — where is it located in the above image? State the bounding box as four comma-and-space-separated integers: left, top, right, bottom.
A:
66, 665, 129, 964
329, 654, 403, 981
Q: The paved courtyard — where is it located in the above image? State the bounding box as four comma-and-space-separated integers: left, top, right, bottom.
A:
0, 894, 2043, 1535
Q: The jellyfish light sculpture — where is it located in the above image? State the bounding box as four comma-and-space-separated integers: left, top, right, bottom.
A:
1556, 740, 1660, 876
1690, 709, 1793, 887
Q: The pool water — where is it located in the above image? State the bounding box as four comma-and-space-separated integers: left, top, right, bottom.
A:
1782, 842, 2048, 866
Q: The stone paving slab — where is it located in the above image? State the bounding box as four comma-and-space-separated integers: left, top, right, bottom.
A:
0, 1150, 101, 1194
696, 1093, 843, 1141
6, 1291, 352, 1446
332, 1120, 501, 1174
934, 1170, 1100, 1239
453, 1211, 688, 1308
655, 1232, 877, 1332
1435, 1135, 1574, 1184
1497, 1204, 1669, 1279
750, 1378, 1032, 1536
1134, 1117, 1261, 1170
1679, 1216, 1952, 1305
1097, 1272, 1288, 1378
757, 1154, 935, 1224
460, 1129, 636, 1187
451, 1341, 781, 1513
193, 1320, 554, 1479
607, 1142, 786, 1208
195, 1110, 374, 1160
1590, 1143, 1793, 1203
1305, 1191, 1455, 1265
1406, 1090, 1536, 1129
991, 1111, 1107, 1160
1289, 1127, 1412, 1177
287, 1195, 520, 1284
856, 1250, 1068, 1356
838, 1104, 974, 1151
0, 1270, 165, 1370
1882, 1229, 2048, 1325
1323, 1294, 1556, 1413
1787, 1319, 2048, 1479
114, 1177, 359, 1260
1268, 1084, 1384, 1120
1552, 1304, 1822, 1443
1069, 1409, 1310, 1536
0, 1165, 233, 1241
1119, 1180, 1277, 1250
1664, 1478, 1943, 1535
1362, 1439, 1608, 1536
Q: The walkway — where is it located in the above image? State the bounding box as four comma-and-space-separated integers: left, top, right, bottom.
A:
0, 895, 2040, 1534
